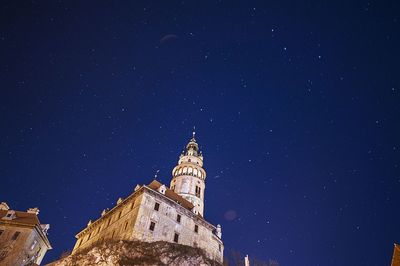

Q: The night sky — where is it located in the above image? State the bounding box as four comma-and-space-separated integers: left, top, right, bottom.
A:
1, 1, 399, 265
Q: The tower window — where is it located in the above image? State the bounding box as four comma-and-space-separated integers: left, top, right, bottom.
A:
219, 244, 221, 252
188, 159, 191, 162
12, 231, 20, 240
0, 230, 3, 236
194, 224, 199, 233
149, 221, 156, 231
195, 186, 201, 197
154, 202, 160, 211
118, 211, 122, 219
124, 221, 129, 230
131, 201, 135, 210
173, 233, 179, 243
177, 214, 181, 223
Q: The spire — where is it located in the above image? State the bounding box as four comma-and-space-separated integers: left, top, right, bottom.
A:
191, 126, 196, 142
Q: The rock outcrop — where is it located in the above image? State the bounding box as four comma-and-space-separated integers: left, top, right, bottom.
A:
46, 240, 222, 266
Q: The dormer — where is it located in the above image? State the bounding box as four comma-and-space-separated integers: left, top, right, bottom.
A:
158, 184, 167, 195
0, 202, 10, 210
2, 210, 16, 220
117, 198, 123, 204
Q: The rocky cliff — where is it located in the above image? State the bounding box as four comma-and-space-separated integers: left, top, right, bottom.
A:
46, 240, 222, 266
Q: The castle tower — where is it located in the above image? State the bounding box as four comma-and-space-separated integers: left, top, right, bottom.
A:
170, 132, 206, 216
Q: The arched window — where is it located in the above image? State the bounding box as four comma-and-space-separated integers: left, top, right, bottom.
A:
193, 169, 198, 176
183, 167, 187, 174
188, 167, 193, 174
199, 171, 202, 178
178, 168, 182, 174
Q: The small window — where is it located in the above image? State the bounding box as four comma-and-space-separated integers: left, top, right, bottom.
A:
176, 214, 181, 223
30, 240, 38, 250
12, 231, 20, 240
195, 186, 201, 197
173, 233, 179, 243
88, 232, 91, 240
219, 244, 221, 252
6, 213, 12, 218
124, 221, 128, 230
108, 219, 111, 226
154, 202, 160, 211
149, 221, 156, 231
118, 211, 122, 219
131, 201, 135, 210
194, 224, 199, 233
188, 159, 191, 162
0, 230, 4, 236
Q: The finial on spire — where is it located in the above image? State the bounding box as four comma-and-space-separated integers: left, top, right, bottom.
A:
193, 126, 196, 139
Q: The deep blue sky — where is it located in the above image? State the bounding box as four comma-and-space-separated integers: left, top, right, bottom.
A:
1, 1, 399, 265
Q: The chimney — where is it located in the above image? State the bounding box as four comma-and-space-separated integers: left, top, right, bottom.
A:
0, 202, 10, 210
27, 208, 40, 215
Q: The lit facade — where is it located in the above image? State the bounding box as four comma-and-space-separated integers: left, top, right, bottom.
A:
72, 133, 224, 263
0, 203, 52, 266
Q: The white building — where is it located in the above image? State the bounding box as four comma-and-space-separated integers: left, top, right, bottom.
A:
72, 133, 224, 263
0, 203, 52, 265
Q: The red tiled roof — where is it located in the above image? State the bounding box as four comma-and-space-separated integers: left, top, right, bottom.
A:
147, 180, 194, 210
0, 210, 40, 226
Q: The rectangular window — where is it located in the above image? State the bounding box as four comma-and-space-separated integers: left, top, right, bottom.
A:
30, 240, 38, 250
195, 186, 201, 197
124, 221, 128, 230
12, 231, 20, 240
131, 201, 135, 210
149, 221, 156, 231
154, 202, 160, 211
118, 211, 122, 219
219, 244, 221, 252
194, 224, 199, 233
173, 233, 179, 243
176, 214, 181, 223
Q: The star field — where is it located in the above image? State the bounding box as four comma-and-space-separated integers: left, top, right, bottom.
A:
0, 1, 399, 265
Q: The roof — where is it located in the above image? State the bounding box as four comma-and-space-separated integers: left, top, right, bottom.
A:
392, 243, 400, 266
0, 210, 40, 226
146, 180, 194, 210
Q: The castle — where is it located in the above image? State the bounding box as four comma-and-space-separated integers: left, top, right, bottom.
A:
71, 133, 224, 263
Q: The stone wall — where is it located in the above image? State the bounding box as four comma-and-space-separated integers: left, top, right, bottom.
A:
72, 192, 141, 254
133, 189, 223, 263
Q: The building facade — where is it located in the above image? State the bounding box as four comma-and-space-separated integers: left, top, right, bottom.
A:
0, 202, 52, 266
72, 133, 224, 263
